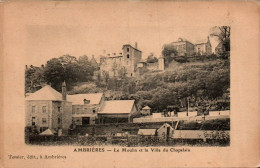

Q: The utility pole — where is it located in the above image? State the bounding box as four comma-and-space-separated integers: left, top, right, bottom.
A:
187, 97, 189, 117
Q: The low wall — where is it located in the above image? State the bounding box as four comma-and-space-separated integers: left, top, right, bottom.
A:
209, 111, 230, 116
133, 115, 230, 123
133, 116, 198, 123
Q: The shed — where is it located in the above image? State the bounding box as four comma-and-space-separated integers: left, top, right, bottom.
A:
98, 100, 140, 123
141, 106, 151, 115
157, 123, 174, 139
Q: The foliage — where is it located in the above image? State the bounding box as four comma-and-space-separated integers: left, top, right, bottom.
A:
43, 58, 65, 91
210, 26, 230, 52
146, 53, 158, 63
25, 65, 45, 93
162, 44, 178, 67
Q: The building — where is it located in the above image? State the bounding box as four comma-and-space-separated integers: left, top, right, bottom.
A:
169, 38, 195, 56
98, 100, 140, 123
25, 82, 72, 134
100, 43, 142, 78
122, 43, 142, 77
137, 129, 157, 136
157, 123, 174, 140
194, 36, 212, 56
68, 93, 105, 126
141, 106, 151, 115
165, 36, 212, 56
100, 52, 124, 78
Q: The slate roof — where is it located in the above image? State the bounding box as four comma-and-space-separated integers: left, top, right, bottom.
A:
26, 85, 63, 101
98, 100, 135, 114
138, 129, 157, 136
67, 93, 103, 105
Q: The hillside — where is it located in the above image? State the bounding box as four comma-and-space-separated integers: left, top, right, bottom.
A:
66, 57, 230, 114
25, 54, 230, 114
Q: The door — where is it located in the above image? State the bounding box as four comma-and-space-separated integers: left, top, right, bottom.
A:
82, 117, 90, 125
167, 127, 170, 138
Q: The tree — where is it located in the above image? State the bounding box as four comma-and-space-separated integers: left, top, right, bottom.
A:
146, 53, 158, 63
111, 62, 118, 77
78, 55, 95, 82
210, 26, 230, 52
59, 54, 77, 65
162, 44, 178, 67
43, 58, 65, 91
78, 55, 89, 64
25, 65, 45, 93
118, 67, 127, 79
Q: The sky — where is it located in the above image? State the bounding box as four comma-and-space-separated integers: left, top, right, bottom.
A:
23, 2, 220, 66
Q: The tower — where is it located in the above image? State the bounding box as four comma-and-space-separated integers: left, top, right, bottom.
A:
158, 56, 164, 71
62, 81, 66, 100
122, 44, 142, 77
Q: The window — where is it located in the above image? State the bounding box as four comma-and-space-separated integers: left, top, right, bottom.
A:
32, 106, 35, 113
32, 117, 36, 126
77, 108, 80, 113
127, 48, 130, 52
127, 54, 130, 58
42, 106, 46, 113
58, 107, 61, 112
58, 118, 61, 124
42, 118, 47, 124
93, 109, 96, 113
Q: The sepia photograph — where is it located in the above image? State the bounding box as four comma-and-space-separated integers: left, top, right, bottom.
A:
1, 1, 259, 168
24, 24, 231, 147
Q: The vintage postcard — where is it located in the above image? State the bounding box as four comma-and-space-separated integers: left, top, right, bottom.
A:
0, 1, 259, 168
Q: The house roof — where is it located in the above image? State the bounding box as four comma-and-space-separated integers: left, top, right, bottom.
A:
26, 85, 63, 101
98, 100, 135, 114
171, 37, 194, 45
122, 44, 142, 52
67, 93, 103, 105
138, 129, 156, 136
142, 106, 151, 110
39, 128, 57, 135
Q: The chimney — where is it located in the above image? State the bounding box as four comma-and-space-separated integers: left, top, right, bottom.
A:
135, 42, 138, 49
62, 81, 66, 100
